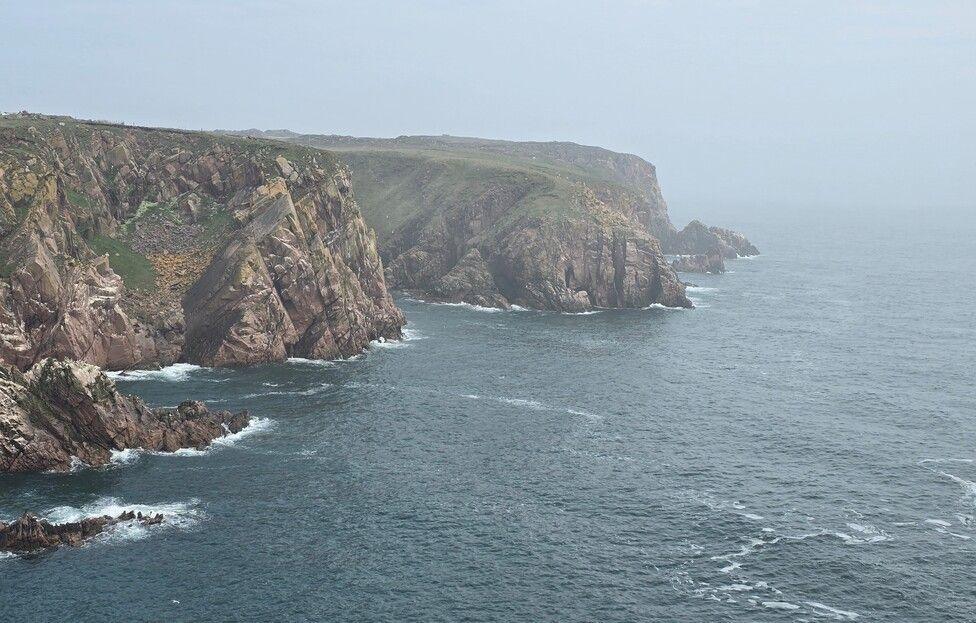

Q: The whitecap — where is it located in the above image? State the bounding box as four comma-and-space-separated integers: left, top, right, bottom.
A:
643, 303, 688, 311
740, 513, 764, 520
105, 363, 204, 382
762, 601, 800, 610
924, 519, 952, 527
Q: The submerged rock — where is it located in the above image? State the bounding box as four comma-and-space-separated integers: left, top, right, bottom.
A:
0, 358, 250, 472
0, 510, 163, 553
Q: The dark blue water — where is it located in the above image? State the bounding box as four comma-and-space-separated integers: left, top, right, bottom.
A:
2, 212, 975, 622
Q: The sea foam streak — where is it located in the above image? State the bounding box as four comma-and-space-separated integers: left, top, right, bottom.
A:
105, 363, 204, 382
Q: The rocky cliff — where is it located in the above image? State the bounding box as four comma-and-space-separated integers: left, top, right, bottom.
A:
0, 113, 404, 370
226, 131, 757, 311
0, 358, 250, 472
225, 132, 699, 311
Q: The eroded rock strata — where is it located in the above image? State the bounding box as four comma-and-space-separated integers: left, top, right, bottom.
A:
228, 131, 756, 311
0, 510, 164, 553
0, 113, 404, 370
0, 358, 249, 472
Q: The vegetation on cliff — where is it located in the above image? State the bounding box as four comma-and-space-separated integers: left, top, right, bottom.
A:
227, 132, 707, 311
0, 113, 404, 370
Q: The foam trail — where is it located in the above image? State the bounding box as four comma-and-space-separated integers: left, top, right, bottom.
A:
804, 601, 860, 620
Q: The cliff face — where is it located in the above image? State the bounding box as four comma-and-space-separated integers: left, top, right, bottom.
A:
0, 359, 250, 472
226, 133, 692, 311
0, 114, 403, 370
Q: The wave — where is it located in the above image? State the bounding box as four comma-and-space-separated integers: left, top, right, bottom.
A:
402, 326, 426, 340
643, 303, 689, 311
370, 338, 409, 349
285, 357, 336, 368
762, 601, 800, 611
38, 496, 204, 545
685, 286, 718, 293
109, 417, 273, 463
403, 297, 503, 313
105, 363, 205, 382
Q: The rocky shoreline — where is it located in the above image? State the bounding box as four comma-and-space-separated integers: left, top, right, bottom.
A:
0, 358, 250, 473
0, 510, 164, 554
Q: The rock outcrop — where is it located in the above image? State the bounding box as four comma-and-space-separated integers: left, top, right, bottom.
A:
671, 252, 726, 274
383, 179, 691, 311
0, 358, 250, 472
660, 220, 759, 259
0, 113, 404, 371
0, 510, 163, 553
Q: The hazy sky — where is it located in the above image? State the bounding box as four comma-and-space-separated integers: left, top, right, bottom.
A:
3, 1, 973, 222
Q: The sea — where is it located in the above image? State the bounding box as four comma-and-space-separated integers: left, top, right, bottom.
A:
1, 210, 974, 622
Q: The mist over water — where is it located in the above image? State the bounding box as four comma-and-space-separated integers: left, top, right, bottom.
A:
1, 212, 974, 622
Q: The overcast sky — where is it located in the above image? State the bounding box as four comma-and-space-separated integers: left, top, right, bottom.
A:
3, 1, 973, 222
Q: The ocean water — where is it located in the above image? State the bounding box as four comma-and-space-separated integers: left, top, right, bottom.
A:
2, 212, 975, 622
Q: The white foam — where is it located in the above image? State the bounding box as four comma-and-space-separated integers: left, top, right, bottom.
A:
405, 298, 503, 313
834, 522, 891, 545
370, 337, 409, 349
685, 286, 717, 293
762, 601, 800, 610
498, 397, 548, 410
924, 519, 952, 527
285, 357, 337, 367
40, 496, 203, 545
105, 363, 204, 382
242, 386, 330, 398
643, 303, 688, 311
566, 408, 603, 421
919, 458, 974, 465
109, 417, 273, 463
108, 448, 141, 465
804, 601, 860, 620
562, 309, 603, 315
740, 513, 764, 520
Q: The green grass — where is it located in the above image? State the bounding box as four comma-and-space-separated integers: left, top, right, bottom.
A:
65, 187, 92, 209
87, 235, 156, 290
